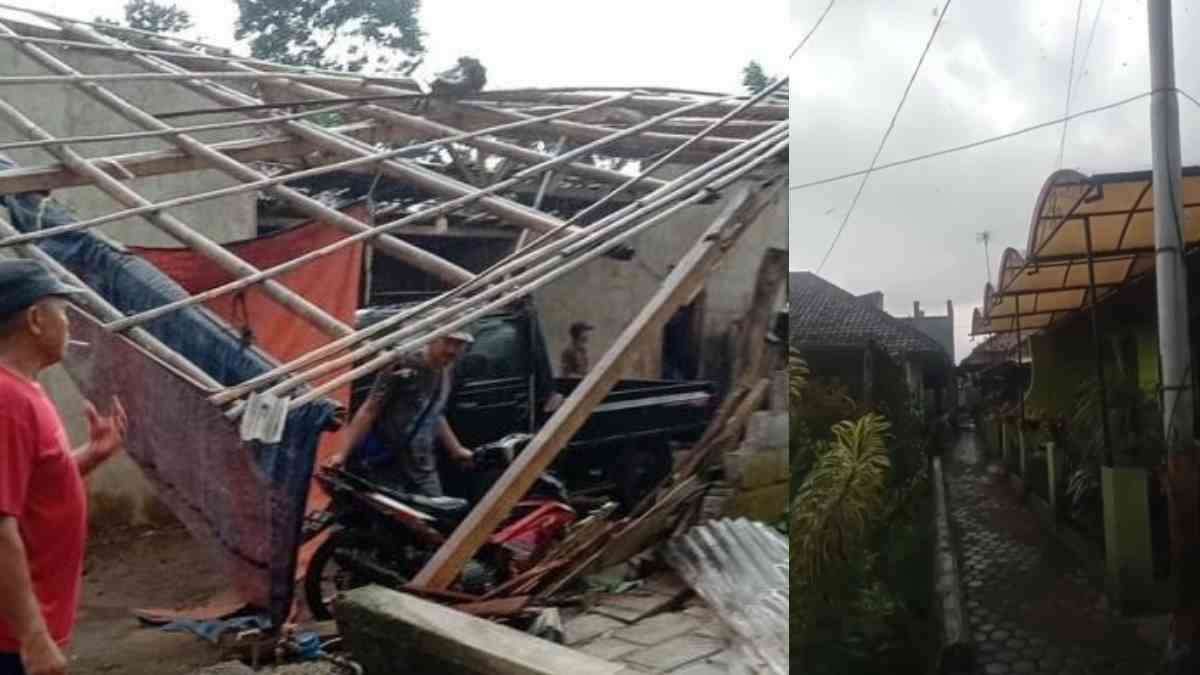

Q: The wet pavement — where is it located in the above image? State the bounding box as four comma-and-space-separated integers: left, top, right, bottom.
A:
947, 431, 1162, 675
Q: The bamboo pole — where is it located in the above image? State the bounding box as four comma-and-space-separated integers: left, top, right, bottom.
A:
0, 0, 404, 80
0, 101, 361, 152
1, 20, 472, 287
244, 79, 673, 190
119, 33, 661, 239
565, 77, 789, 230
411, 177, 784, 590
0, 92, 637, 249
424, 100, 745, 155
281, 133, 788, 408
0, 93, 354, 340
0, 70, 415, 88
0, 33, 413, 85
78, 25, 589, 241
100, 95, 742, 332
211, 122, 787, 406
0, 215, 223, 391
0, 121, 383, 195
465, 89, 789, 120
129, 40, 672, 191
141, 38, 692, 182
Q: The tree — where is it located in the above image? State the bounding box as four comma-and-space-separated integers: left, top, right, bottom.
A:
96, 0, 193, 35
233, 0, 427, 74
742, 60, 775, 94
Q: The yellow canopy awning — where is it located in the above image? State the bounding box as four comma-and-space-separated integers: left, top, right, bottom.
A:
971, 167, 1192, 335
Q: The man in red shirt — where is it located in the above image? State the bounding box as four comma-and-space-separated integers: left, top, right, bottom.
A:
0, 260, 127, 675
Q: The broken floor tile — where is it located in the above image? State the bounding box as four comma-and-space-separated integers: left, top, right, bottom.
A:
622, 634, 726, 672
565, 612, 627, 646
595, 591, 678, 622
578, 637, 643, 661
613, 612, 701, 647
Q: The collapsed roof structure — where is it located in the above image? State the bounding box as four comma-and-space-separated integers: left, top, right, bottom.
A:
0, 5, 788, 627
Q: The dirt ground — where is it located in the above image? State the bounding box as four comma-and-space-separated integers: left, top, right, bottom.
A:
70, 523, 230, 675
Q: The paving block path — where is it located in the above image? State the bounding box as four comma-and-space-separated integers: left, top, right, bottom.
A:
563, 573, 735, 674
948, 432, 1161, 675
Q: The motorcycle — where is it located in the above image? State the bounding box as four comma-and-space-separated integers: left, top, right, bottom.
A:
303, 433, 576, 620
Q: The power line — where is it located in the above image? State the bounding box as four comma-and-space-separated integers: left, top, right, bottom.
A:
789, 0, 837, 59
790, 89, 1172, 193
1056, 0, 1086, 170
1075, 0, 1106, 90
815, 0, 953, 273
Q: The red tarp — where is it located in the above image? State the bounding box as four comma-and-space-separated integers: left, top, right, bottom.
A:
132, 217, 364, 540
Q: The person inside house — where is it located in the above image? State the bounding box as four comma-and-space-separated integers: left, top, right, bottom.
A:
331, 332, 476, 498
0, 259, 128, 675
561, 321, 594, 377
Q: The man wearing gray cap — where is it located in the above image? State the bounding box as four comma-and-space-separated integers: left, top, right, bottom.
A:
0, 259, 127, 675
332, 331, 475, 498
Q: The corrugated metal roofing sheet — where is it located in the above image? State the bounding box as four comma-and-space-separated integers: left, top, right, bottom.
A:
665, 518, 788, 675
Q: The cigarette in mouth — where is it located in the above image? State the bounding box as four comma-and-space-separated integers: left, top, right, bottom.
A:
68, 340, 91, 348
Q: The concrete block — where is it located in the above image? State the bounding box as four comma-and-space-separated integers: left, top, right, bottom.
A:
743, 411, 788, 451
1101, 467, 1155, 615
723, 447, 788, 489
336, 585, 625, 675
725, 483, 789, 521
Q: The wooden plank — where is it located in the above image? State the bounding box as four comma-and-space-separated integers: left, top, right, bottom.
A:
336, 586, 625, 675
536, 480, 703, 601
453, 595, 532, 618
401, 584, 482, 604
480, 559, 570, 601
412, 178, 783, 590
736, 247, 788, 382
676, 377, 771, 480
594, 479, 707, 571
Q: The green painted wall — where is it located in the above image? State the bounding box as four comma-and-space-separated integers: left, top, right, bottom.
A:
1024, 304, 1159, 419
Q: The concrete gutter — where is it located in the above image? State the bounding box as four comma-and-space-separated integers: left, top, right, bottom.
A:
932, 454, 974, 674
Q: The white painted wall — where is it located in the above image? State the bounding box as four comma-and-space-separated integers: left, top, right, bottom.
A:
536, 175, 787, 383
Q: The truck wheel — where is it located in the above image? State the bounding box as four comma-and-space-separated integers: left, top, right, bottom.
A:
613, 442, 672, 512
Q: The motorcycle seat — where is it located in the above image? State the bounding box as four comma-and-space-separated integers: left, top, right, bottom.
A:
407, 494, 470, 519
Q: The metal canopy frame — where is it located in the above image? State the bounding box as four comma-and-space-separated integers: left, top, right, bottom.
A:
970, 166, 1200, 337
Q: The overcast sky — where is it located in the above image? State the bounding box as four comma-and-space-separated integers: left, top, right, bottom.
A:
0, 0, 789, 93
791, 0, 1200, 364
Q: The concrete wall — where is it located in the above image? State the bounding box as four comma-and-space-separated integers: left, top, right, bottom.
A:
0, 22, 257, 247
0, 20, 258, 527
535, 177, 787, 382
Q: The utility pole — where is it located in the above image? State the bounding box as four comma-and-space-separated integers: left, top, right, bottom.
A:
976, 230, 993, 283
1148, 1, 1198, 671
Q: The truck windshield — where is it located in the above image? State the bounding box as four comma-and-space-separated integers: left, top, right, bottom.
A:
458, 316, 528, 380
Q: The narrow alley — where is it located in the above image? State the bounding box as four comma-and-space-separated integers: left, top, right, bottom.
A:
947, 432, 1161, 675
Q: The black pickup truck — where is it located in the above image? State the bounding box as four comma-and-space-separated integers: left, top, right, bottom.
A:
352, 299, 716, 509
